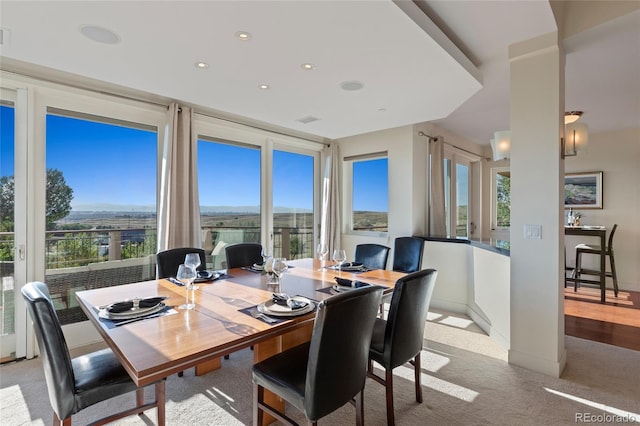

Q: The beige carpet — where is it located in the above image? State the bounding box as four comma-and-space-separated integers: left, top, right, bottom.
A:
1, 308, 638, 425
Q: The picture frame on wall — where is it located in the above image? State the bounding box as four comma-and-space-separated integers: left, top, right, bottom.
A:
564, 171, 603, 209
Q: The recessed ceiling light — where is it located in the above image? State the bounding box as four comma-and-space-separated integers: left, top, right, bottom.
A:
301, 63, 314, 70
235, 31, 252, 41
340, 80, 364, 91
79, 25, 120, 44
378, 108, 387, 112
259, 84, 270, 90
195, 62, 209, 69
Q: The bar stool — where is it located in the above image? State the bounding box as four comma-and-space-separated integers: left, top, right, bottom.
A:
574, 224, 619, 297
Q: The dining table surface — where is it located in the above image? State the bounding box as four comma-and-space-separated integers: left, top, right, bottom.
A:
75, 258, 405, 424
564, 225, 608, 303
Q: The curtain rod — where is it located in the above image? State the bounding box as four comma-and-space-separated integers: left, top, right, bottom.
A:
3, 68, 328, 147
417, 131, 489, 159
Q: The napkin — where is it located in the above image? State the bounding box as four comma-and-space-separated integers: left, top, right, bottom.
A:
334, 277, 369, 289
106, 296, 167, 313
271, 294, 308, 310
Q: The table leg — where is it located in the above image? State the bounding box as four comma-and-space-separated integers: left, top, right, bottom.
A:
195, 357, 222, 375
600, 233, 606, 303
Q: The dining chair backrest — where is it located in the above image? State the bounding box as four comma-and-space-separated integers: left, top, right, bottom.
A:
22, 281, 77, 420
156, 247, 206, 278
354, 243, 390, 270
607, 224, 618, 251
384, 268, 437, 368
392, 237, 424, 273
224, 242, 263, 269
304, 285, 384, 420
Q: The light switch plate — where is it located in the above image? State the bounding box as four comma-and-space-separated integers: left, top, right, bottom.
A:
524, 224, 542, 240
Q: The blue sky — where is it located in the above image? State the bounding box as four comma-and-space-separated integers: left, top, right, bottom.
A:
2, 108, 393, 212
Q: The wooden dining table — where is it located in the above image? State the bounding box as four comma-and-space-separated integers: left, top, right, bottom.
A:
564, 226, 607, 303
75, 258, 405, 425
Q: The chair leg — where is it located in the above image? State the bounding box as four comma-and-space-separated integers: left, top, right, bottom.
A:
575, 252, 580, 292
253, 383, 264, 426
413, 353, 422, 403
355, 390, 364, 426
385, 368, 395, 426
54, 412, 71, 426
609, 253, 619, 297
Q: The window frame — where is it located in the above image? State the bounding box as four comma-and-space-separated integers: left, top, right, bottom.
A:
343, 152, 389, 236
491, 166, 511, 231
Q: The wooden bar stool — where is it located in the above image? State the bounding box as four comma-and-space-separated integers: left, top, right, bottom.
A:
574, 224, 619, 297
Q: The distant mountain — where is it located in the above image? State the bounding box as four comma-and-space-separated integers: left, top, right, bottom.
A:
71, 203, 311, 214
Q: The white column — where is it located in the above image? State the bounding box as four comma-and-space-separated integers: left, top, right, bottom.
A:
508, 32, 566, 376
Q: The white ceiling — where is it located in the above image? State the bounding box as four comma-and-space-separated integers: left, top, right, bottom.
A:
1, 1, 638, 145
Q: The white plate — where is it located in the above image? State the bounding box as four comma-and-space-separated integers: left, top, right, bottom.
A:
195, 271, 221, 283
333, 284, 357, 292
257, 296, 314, 317
100, 303, 166, 320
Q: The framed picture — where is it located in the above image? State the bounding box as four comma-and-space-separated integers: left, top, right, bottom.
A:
564, 171, 603, 209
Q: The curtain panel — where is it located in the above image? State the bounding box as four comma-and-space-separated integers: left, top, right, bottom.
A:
157, 103, 202, 252
320, 143, 341, 255
429, 137, 447, 237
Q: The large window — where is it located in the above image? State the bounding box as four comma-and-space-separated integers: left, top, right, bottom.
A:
44, 109, 158, 324
347, 155, 388, 233
492, 167, 511, 229
0, 100, 16, 357
273, 149, 314, 259
198, 138, 261, 269
443, 153, 472, 238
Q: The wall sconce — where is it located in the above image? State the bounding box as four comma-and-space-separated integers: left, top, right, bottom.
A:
490, 130, 511, 160
562, 111, 589, 158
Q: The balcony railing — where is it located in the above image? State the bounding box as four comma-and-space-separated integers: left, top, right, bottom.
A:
0, 225, 314, 327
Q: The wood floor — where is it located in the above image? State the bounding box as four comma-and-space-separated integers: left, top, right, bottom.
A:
564, 285, 640, 351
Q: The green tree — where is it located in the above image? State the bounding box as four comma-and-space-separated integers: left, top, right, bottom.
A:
0, 168, 73, 232
45, 169, 74, 230
496, 173, 511, 227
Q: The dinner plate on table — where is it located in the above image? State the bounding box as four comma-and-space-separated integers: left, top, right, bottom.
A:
257, 296, 315, 317
195, 270, 221, 283
99, 302, 166, 320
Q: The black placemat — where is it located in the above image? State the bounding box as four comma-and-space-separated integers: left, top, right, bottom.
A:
238, 305, 288, 324
97, 305, 178, 329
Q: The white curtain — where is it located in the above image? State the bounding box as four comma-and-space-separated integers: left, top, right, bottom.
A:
157, 103, 202, 251
429, 137, 447, 237
320, 143, 341, 254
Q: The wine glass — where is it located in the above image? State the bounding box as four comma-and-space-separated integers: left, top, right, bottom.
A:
316, 243, 328, 270
260, 247, 270, 266
184, 252, 201, 289
332, 249, 347, 273
271, 258, 289, 297
177, 264, 197, 310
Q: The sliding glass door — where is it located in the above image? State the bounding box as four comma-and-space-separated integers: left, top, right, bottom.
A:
0, 91, 20, 361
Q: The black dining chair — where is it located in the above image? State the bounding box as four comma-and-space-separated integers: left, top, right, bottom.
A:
21, 281, 165, 426
156, 247, 207, 278
392, 237, 424, 273
224, 242, 263, 269
574, 223, 619, 297
355, 243, 390, 270
367, 268, 438, 426
252, 285, 384, 426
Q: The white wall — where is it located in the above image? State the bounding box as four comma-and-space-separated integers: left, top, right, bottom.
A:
336, 125, 428, 259
564, 127, 640, 292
